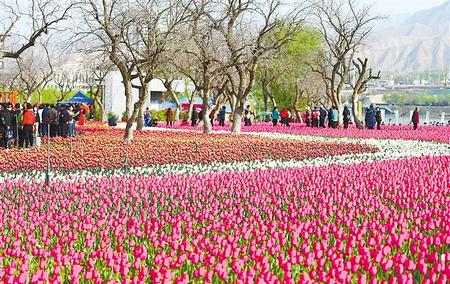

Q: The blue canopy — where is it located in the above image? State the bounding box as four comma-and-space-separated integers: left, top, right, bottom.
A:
64, 92, 93, 105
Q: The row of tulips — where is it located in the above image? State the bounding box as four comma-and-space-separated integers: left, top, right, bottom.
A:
0, 155, 448, 283
158, 122, 450, 143
0, 129, 377, 173
2, 131, 449, 184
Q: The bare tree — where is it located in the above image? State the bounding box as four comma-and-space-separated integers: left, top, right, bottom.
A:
310, 0, 381, 124
174, 0, 230, 134
52, 69, 78, 102
218, 0, 305, 134
349, 57, 380, 128
82, 52, 114, 121
13, 42, 54, 103
0, 0, 76, 59
80, 0, 138, 139
80, 0, 190, 140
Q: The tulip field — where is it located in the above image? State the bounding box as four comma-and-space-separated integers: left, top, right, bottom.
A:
0, 125, 449, 283
164, 123, 450, 144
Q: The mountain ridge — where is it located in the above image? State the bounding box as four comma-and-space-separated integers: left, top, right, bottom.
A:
360, 0, 450, 73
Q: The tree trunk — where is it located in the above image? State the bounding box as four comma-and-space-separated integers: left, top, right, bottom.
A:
94, 96, 106, 121
136, 104, 145, 130
263, 92, 268, 112
136, 87, 146, 131
124, 84, 149, 141
231, 100, 244, 134
187, 91, 196, 121
169, 90, 182, 122
352, 93, 364, 129
124, 80, 133, 121
262, 81, 277, 109
331, 91, 344, 126
202, 90, 212, 134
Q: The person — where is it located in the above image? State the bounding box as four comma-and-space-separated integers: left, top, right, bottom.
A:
191, 108, 198, 126
368, 105, 376, 129
286, 109, 291, 127
364, 108, 370, 127
144, 108, 151, 127
14, 104, 24, 147
48, 105, 59, 137
411, 107, 419, 130
59, 105, 71, 138
78, 108, 86, 134
319, 106, 327, 128
375, 107, 382, 130
312, 107, 320, 128
0, 104, 8, 148
166, 108, 173, 126
272, 107, 280, 126
198, 109, 204, 125
33, 104, 42, 136
280, 108, 289, 126
365, 105, 376, 129
22, 103, 36, 148
331, 107, 339, 128
218, 106, 226, 126
1, 104, 15, 148
209, 109, 216, 127
343, 106, 351, 129
327, 108, 333, 128
68, 106, 76, 136
10, 103, 19, 147
244, 105, 253, 126
41, 104, 50, 136
305, 108, 312, 127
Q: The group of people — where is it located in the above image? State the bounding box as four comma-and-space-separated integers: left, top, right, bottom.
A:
272, 104, 426, 131
0, 102, 88, 149
271, 107, 293, 127
304, 106, 340, 128
189, 106, 229, 127
364, 105, 383, 130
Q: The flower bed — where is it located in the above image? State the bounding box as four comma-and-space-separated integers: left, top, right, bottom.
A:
0, 156, 448, 282
0, 129, 377, 173
163, 123, 450, 143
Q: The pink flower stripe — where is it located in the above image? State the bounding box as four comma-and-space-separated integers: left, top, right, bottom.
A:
159, 123, 450, 143
0, 156, 448, 283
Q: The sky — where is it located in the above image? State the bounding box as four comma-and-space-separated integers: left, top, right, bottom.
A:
369, 0, 448, 15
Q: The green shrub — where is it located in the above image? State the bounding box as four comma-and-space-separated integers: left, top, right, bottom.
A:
108, 112, 119, 121
179, 111, 189, 120
121, 111, 128, 122
150, 110, 167, 121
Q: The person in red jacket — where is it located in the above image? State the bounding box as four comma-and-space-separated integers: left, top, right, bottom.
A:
22, 103, 36, 148
78, 108, 86, 134
280, 108, 288, 126
411, 107, 419, 130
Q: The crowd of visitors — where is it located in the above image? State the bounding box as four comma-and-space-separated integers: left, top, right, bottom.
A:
141, 104, 444, 131
304, 106, 340, 129
0, 102, 88, 149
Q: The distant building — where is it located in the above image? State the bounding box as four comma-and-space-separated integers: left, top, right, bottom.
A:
103, 71, 194, 116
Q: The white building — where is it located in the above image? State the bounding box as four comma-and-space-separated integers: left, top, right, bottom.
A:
103, 71, 194, 117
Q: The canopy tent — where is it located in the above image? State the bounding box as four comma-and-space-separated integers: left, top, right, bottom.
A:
63, 92, 93, 105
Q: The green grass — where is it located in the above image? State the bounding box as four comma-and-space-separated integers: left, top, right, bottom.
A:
27, 88, 78, 105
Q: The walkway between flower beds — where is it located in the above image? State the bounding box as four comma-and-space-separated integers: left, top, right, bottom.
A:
1, 127, 448, 182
